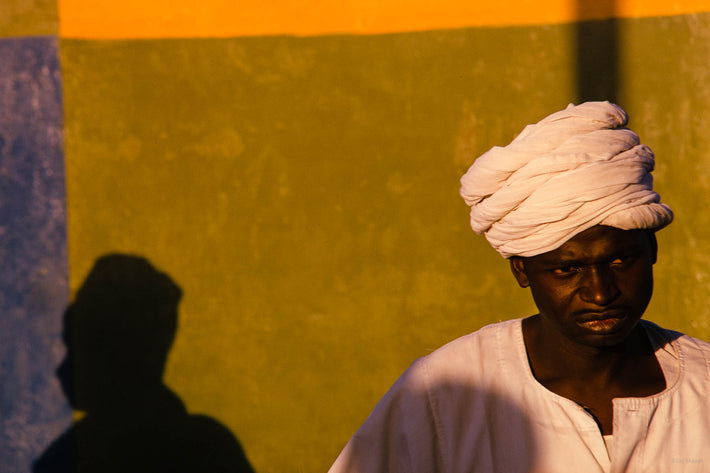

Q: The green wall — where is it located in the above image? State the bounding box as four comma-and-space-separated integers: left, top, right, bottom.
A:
54, 11, 710, 473
620, 15, 710, 336
0, 0, 57, 37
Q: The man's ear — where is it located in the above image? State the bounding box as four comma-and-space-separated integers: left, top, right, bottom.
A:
509, 257, 530, 288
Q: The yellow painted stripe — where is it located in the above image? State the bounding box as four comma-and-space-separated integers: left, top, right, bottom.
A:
59, 0, 710, 38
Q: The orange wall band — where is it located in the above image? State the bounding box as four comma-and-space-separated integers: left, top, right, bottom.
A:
59, 0, 710, 38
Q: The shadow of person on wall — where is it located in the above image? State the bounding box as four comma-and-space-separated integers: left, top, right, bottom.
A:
33, 254, 255, 473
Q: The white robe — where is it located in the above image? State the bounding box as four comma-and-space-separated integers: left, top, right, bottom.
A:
329, 319, 710, 473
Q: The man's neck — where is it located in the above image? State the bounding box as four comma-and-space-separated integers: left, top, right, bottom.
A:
522, 315, 653, 384
521, 315, 666, 435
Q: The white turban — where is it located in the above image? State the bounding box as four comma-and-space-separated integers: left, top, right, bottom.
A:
459, 101, 673, 258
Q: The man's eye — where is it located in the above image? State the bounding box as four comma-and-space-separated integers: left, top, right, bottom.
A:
610, 255, 637, 268
552, 266, 579, 275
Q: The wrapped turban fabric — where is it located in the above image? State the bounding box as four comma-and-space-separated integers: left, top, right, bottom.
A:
459, 101, 673, 258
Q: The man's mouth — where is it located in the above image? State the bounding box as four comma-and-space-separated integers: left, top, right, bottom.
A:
575, 309, 627, 333
578, 317, 624, 333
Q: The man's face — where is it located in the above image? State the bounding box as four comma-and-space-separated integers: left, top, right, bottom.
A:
510, 225, 657, 348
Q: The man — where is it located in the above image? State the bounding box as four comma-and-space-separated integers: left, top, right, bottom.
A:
329, 102, 710, 472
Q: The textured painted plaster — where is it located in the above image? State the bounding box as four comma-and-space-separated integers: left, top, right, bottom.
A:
0, 0, 58, 37
618, 12, 710, 337
57, 0, 710, 38
60, 29, 570, 471
59, 13, 710, 472
0, 36, 70, 472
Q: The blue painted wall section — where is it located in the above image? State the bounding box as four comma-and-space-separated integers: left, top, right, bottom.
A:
0, 36, 71, 472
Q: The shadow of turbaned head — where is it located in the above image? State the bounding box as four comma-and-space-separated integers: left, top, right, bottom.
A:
34, 254, 255, 473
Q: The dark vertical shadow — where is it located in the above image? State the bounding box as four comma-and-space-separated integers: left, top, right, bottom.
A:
575, 0, 619, 103
33, 254, 256, 473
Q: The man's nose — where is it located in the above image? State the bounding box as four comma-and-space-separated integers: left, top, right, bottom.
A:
579, 265, 620, 306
